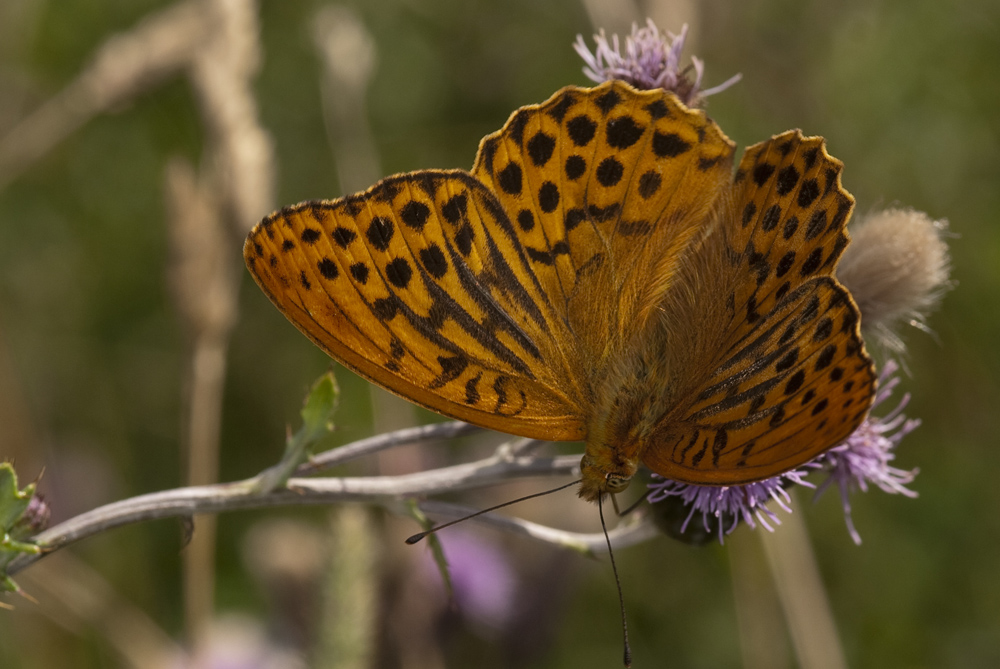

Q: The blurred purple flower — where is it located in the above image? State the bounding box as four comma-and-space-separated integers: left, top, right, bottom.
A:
814, 359, 920, 545
422, 529, 517, 635
574, 19, 741, 103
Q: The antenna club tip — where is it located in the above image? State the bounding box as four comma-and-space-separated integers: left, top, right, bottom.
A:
404, 532, 427, 545
623, 650, 632, 667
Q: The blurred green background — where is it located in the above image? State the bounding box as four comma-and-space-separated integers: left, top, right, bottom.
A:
0, 0, 997, 667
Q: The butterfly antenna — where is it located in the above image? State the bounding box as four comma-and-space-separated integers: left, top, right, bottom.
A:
600, 495, 632, 668
405, 479, 581, 545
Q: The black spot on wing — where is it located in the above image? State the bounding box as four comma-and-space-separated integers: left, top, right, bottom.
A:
761, 205, 781, 232
385, 258, 413, 288
332, 227, 356, 248
753, 163, 775, 186
645, 99, 669, 119
567, 115, 597, 146
480, 138, 499, 173
547, 91, 576, 122
419, 244, 449, 279
465, 372, 482, 404
783, 216, 799, 240
517, 209, 535, 232
596, 157, 624, 187
527, 131, 556, 166
639, 171, 662, 199
803, 147, 819, 169
565, 155, 586, 180
595, 89, 621, 114
497, 162, 523, 195
564, 208, 585, 231
441, 193, 468, 225
400, 200, 431, 231
507, 110, 529, 145
429, 354, 468, 389
815, 344, 836, 370
800, 248, 823, 276
797, 178, 820, 207
350, 262, 369, 284
588, 203, 620, 222
455, 223, 474, 256
805, 211, 827, 240
652, 132, 691, 157
776, 165, 799, 195
776, 251, 795, 278
367, 217, 394, 251
318, 258, 338, 280
538, 182, 560, 212
606, 116, 645, 149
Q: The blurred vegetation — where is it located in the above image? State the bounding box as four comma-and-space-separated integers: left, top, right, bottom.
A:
0, 0, 998, 667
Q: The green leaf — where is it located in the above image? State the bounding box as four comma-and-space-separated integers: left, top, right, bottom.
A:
300, 371, 339, 444
0, 464, 32, 531
252, 371, 340, 493
0, 463, 45, 598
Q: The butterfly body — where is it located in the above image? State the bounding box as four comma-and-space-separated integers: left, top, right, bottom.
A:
245, 80, 876, 503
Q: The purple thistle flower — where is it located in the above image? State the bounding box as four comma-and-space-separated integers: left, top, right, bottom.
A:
574, 19, 741, 103
647, 467, 816, 545
813, 359, 920, 545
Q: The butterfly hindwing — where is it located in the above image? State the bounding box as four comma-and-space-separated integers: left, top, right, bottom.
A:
245, 171, 587, 440
643, 278, 876, 484
722, 131, 856, 351
641, 132, 876, 484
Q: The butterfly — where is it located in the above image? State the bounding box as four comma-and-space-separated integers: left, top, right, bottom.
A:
244, 80, 876, 502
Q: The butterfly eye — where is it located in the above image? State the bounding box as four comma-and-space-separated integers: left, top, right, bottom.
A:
605, 474, 631, 492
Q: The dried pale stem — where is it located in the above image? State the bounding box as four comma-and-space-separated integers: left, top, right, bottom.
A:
296, 421, 483, 475
0, 0, 205, 191
758, 490, 848, 669
169, 0, 274, 644
417, 500, 658, 556
7, 423, 623, 577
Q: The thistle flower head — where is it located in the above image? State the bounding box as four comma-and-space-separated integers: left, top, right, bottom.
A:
13, 493, 50, 537
647, 467, 816, 544
836, 208, 952, 352
814, 359, 920, 544
574, 19, 741, 104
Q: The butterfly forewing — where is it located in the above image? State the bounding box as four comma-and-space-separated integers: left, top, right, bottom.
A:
244, 171, 587, 440
472, 81, 735, 358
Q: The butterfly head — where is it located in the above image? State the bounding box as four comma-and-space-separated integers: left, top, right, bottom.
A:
578, 450, 639, 502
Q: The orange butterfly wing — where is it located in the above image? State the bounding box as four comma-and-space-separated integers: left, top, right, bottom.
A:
472, 80, 736, 362
244, 171, 587, 440
641, 132, 877, 484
